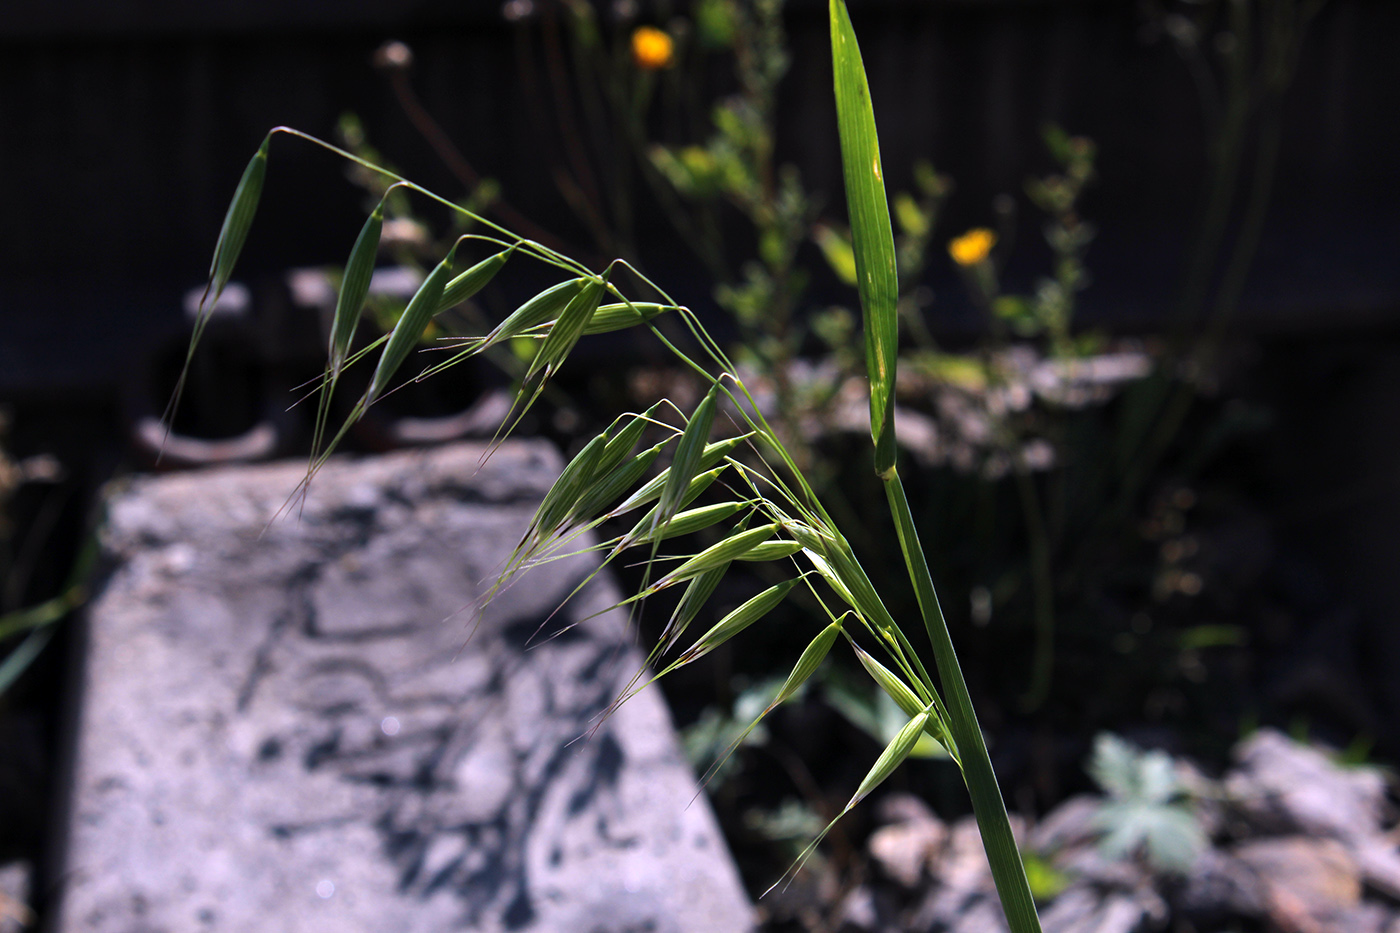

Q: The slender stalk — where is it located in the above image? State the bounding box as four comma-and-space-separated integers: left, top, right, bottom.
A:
883, 470, 1040, 933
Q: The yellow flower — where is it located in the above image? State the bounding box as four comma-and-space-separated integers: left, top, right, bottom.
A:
632, 26, 674, 70
948, 228, 997, 267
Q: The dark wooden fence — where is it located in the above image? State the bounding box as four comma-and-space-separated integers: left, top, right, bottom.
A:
1, 0, 1396, 396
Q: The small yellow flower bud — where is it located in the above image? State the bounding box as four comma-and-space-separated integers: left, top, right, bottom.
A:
948, 227, 997, 267
632, 26, 674, 70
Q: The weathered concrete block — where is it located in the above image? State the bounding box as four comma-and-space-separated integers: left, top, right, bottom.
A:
57, 441, 754, 933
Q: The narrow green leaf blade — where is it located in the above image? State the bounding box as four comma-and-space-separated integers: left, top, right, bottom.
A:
655, 523, 779, 589
654, 382, 720, 534
770, 620, 842, 708
484, 278, 587, 350
366, 244, 464, 404
608, 435, 749, 518
848, 708, 929, 808
568, 441, 666, 526
830, 0, 899, 475
679, 577, 799, 663
735, 540, 805, 563
659, 563, 728, 655
436, 243, 516, 312
584, 302, 676, 335
530, 273, 609, 380
533, 433, 610, 541
206, 134, 271, 308
624, 500, 748, 548
330, 198, 385, 374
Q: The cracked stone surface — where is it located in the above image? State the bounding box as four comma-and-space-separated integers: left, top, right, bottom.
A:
56, 441, 755, 933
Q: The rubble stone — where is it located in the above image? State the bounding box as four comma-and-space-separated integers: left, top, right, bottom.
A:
1226, 729, 1388, 840
0, 862, 32, 933
55, 442, 754, 933
1234, 836, 1361, 933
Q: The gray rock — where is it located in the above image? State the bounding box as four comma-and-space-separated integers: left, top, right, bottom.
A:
1343, 902, 1397, 933
1172, 846, 1266, 919
911, 816, 1026, 931
1038, 884, 1167, 933
1090, 892, 1158, 933
1225, 729, 1388, 840
1037, 886, 1100, 932
1029, 796, 1101, 856
945, 895, 1010, 933
836, 883, 879, 931
876, 792, 940, 827
868, 814, 947, 889
1354, 836, 1400, 902
56, 442, 754, 933
1053, 846, 1150, 891
0, 861, 32, 933
1233, 836, 1360, 932
1224, 732, 1400, 915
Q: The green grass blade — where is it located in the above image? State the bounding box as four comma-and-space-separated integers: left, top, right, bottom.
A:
529, 273, 609, 381
735, 540, 805, 563
622, 500, 748, 549
829, 0, 899, 476
607, 436, 749, 518
312, 194, 386, 464
436, 242, 516, 312
206, 134, 270, 312
530, 433, 610, 544
165, 134, 270, 450
568, 441, 666, 527
885, 471, 1041, 933
673, 577, 800, 665
769, 620, 841, 708
0, 625, 56, 696
488, 278, 585, 347
584, 302, 677, 335
366, 244, 464, 404
594, 403, 663, 479
853, 643, 957, 764
331, 198, 385, 375
654, 523, 779, 590
655, 382, 720, 534
367, 244, 513, 406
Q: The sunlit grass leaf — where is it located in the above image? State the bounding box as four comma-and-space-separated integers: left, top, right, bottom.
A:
608, 435, 749, 519
584, 301, 677, 335
768, 705, 930, 896
205, 135, 270, 317
654, 382, 720, 536
594, 403, 663, 479
487, 277, 585, 348
770, 620, 841, 709
167, 134, 271, 445
654, 523, 779, 590
736, 540, 804, 563
568, 440, 666, 527
623, 500, 749, 549
311, 195, 387, 463
672, 578, 800, 665
331, 198, 385, 376
659, 564, 728, 656
530, 272, 609, 381
528, 433, 609, 547
852, 643, 956, 762
829, 0, 899, 475
367, 244, 510, 405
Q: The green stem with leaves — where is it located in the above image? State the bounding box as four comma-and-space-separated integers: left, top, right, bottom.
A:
828, 0, 1040, 927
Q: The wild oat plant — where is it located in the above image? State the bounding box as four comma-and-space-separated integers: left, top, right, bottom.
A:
178, 3, 1042, 929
